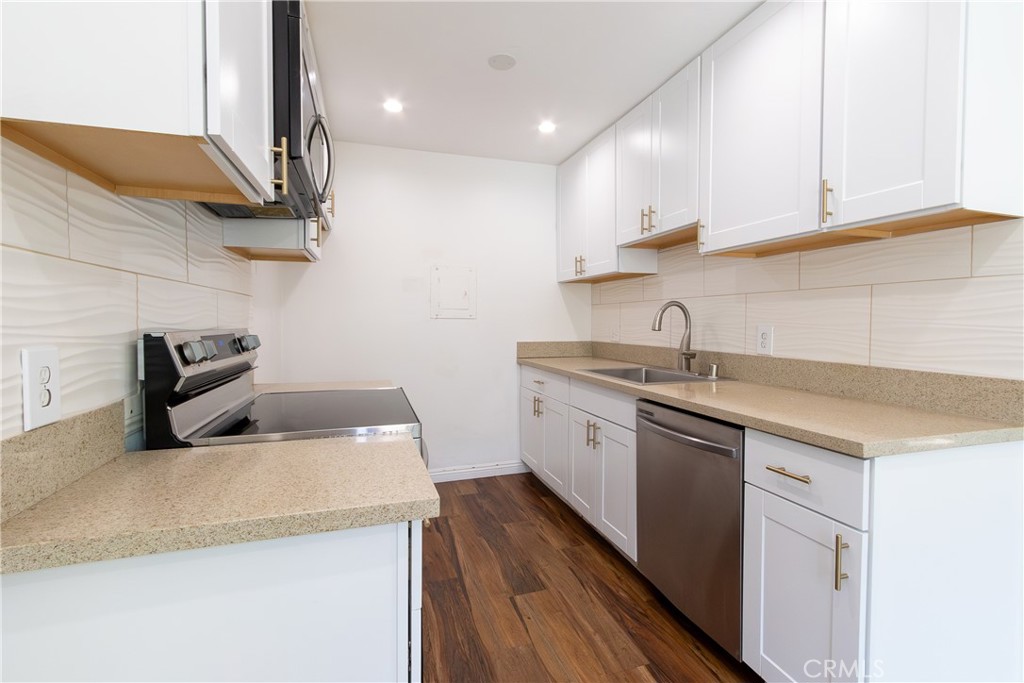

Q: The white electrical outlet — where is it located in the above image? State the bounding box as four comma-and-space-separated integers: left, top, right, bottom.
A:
21, 346, 61, 431
756, 324, 775, 356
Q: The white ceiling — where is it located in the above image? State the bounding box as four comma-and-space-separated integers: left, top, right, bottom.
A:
306, 2, 760, 165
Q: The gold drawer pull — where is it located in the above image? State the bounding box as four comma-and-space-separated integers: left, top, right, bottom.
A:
834, 533, 850, 591
765, 465, 812, 485
532, 379, 545, 385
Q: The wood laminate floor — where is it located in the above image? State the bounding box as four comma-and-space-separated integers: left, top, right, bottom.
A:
422, 473, 758, 682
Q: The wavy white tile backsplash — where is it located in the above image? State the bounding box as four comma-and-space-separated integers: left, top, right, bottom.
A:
592, 219, 1024, 380
0, 139, 253, 441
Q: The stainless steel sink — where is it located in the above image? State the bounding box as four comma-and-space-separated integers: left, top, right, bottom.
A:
583, 367, 720, 385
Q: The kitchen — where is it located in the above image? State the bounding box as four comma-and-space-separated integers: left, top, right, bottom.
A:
1, 1, 1022, 682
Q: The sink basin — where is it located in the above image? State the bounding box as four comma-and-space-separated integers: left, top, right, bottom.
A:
583, 367, 719, 385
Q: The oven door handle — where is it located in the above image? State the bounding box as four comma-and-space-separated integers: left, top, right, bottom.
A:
637, 416, 739, 458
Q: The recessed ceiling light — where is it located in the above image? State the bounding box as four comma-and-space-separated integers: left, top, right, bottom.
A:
488, 54, 517, 71
383, 98, 403, 113
538, 120, 556, 134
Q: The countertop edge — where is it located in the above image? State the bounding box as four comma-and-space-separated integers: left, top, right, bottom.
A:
1, 498, 440, 575
518, 358, 1023, 458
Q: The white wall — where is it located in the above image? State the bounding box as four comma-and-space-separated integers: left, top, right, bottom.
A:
0, 139, 253, 444
251, 142, 590, 474
593, 221, 1024, 380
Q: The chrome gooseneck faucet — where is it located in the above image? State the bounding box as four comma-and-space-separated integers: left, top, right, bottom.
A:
651, 300, 696, 373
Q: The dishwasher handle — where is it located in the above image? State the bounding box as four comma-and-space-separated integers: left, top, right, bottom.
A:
637, 416, 740, 458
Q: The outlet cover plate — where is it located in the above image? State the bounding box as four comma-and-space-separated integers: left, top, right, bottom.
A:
21, 346, 62, 431
756, 324, 774, 356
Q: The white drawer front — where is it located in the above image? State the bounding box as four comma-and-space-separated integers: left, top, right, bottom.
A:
745, 430, 869, 530
520, 366, 570, 403
569, 379, 635, 430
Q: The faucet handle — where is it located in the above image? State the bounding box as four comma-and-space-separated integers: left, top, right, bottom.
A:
708, 363, 719, 379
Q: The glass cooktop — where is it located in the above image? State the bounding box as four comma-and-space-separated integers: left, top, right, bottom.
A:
195, 388, 421, 445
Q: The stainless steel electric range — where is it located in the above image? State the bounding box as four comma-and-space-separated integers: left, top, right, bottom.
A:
141, 329, 422, 456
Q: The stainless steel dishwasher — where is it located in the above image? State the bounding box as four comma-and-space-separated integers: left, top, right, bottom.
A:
636, 399, 744, 660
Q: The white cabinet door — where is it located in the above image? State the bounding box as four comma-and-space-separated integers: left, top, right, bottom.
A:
821, 1, 963, 228
205, 0, 275, 201
568, 408, 598, 524
519, 387, 542, 473
556, 148, 587, 281
699, 1, 824, 252
540, 396, 569, 497
743, 485, 867, 683
653, 58, 700, 235
1, 525, 412, 682
615, 97, 654, 245
583, 127, 618, 277
595, 418, 637, 561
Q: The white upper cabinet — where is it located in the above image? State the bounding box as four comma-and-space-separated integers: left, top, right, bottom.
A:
615, 98, 654, 244
205, 0, 275, 202
821, 0, 961, 227
583, 127, 619, 277
557, 127, 657, 283
699, 1, 825, 253
556, 147, 589, 282
652, 59, 701, 238
699, 0, 1022, 255
617, 58, 701, 247
822, 0, 1022, 228
0, 0, 274, 205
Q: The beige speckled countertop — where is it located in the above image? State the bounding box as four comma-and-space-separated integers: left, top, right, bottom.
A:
1, 435, 438, 574
521, 357, 1023, 458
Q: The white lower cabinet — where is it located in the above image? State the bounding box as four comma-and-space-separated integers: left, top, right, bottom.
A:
744, 485, 867, 683
2, 523, 421, 682
519, 387, 543, 473
594, 417, 636, 559
743, 429, 1024, 682
568, 408, 598, 524
539, 396, 570, 497
520, 370, 637, 561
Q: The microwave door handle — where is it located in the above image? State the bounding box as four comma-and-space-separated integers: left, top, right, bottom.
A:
321, 116, 336, 204
307, 114, 335, 204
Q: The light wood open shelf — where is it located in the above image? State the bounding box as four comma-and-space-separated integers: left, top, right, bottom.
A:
1, 119, 253, 205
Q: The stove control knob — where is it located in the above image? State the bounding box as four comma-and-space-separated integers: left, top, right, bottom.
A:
181, 341, 208, 365
237, 334, 261, 352
202, 340, 218, 359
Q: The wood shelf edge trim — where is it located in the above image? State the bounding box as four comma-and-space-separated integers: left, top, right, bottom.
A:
714, 208, 1018, 258
619, 224, 699, 250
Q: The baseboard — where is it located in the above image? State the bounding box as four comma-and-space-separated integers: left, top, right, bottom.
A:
429, 461, 530, 483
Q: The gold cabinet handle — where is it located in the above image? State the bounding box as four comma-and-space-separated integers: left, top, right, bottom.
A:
532, 379, 545, 386
585, 420, 593, 447
271, 136, 289, 196
821, 178, 833, 224
648, 204, 656, 231
579, 255, 585, 275
640, 207, 649, 234
834, 533, 850, 591
532, 395, 539, 417
536, 397, 543, 416
329, 189, 336, 217
765, 465, 812, 485
591, 423, 601, 449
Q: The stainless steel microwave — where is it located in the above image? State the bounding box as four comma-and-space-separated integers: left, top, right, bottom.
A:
202, 0, 334, 228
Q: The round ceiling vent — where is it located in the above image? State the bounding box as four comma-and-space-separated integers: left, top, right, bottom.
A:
488, 54, 517, 71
